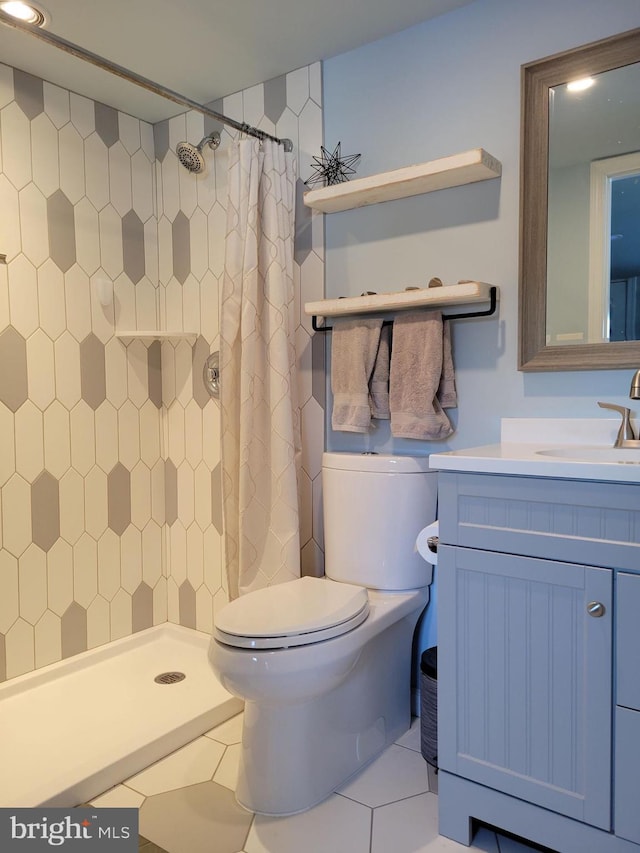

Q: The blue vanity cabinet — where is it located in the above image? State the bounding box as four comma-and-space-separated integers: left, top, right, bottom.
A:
436, 470, 640, 853
615, 572, 640, 845
438, 544, 612, 827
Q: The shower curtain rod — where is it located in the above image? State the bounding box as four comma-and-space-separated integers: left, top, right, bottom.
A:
0, 12, 293, 152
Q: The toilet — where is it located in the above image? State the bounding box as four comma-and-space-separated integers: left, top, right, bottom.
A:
208, 451, 437, 816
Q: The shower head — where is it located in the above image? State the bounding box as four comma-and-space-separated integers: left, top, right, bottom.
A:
176, 131, 221, 173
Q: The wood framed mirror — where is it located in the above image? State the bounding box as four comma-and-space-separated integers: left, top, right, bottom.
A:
519, 27, 640, 371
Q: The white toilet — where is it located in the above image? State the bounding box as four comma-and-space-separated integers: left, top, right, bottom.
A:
208, 451, 437, 816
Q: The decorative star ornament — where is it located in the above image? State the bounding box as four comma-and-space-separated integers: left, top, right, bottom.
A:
305, 142, 361, 188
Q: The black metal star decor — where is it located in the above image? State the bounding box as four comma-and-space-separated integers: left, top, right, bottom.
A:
305, 142, 361, 188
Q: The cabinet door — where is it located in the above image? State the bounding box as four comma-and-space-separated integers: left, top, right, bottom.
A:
616, 572, 640, 710
615, 574, 640, 844
438, 545, 612, 830
615, 706, 640, 844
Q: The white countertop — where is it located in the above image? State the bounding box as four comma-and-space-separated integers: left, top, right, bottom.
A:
429, 442, 640, 483
428, 419, 640, 484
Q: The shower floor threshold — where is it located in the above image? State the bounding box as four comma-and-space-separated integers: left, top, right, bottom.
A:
0, 624, 242, 808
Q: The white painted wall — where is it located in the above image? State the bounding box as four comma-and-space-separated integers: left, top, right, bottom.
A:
322, 0, 640, 454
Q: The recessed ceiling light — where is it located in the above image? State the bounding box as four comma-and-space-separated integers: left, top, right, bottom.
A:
566, 77, 594, 93
0, 1, 48, 26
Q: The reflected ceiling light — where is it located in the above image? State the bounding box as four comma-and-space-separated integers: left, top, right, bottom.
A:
0, 1, 48, 25
567, 77, 594, 92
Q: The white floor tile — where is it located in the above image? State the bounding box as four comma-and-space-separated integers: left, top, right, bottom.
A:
214, 742, 241, 791
372, 793, 499, 853
244, 792, 371, 853
337, 743, 429, 807
205, 711, 244, 745
395, 716, 422, 752
124, 735, 225, 796
85, 728, 550, 853
89, 784, 145, 809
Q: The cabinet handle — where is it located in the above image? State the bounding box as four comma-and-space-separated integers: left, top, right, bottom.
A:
587, 601, 606, 618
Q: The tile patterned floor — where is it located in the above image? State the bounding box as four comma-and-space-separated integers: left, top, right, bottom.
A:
87, 715, 551, 853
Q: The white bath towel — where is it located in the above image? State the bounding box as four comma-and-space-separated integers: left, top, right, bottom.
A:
331, 317, 383, 432
389, 311, 455, 440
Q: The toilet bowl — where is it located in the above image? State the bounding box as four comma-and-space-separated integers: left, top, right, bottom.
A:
208, 452, 437, 816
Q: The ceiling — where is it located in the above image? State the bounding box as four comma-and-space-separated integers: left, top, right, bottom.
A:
0, 0, 475, 123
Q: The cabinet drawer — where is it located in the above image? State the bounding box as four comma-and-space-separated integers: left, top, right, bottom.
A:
617, 573, 640, 710
438, 472, 640, 570
615, 706, 640, 844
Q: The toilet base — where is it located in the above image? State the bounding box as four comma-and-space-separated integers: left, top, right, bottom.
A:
234, 607, 422, 815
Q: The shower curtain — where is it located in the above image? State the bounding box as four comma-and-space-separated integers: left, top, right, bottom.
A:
220, 137, 301, 599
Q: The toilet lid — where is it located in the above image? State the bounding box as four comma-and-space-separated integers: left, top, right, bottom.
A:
214, 576, 370, 650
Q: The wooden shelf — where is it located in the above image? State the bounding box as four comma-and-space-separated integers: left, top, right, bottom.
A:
115, 330, 198, 345
303, 148, 501, 213
305, 281, 496, 320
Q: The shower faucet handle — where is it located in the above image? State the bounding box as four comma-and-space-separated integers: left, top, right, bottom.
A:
597, 401, 636, 445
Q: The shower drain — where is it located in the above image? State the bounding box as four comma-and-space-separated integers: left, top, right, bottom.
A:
154, 671, 186, 685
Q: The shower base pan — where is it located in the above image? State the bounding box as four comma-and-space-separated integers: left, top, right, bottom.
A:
0, 624, 242, 808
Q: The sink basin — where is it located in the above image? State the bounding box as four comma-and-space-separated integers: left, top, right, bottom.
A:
536, 446, 640, 464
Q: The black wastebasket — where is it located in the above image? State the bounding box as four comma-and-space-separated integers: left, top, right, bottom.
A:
420, 646, 438, 769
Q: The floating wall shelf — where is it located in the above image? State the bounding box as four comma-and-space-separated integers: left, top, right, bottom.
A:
303, 148, 502, 213
115, 330, 198, 345
305, 282, 497, 328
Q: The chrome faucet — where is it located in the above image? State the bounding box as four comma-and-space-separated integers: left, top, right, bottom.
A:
598, 402, 636, 446
599, 371, 640, 447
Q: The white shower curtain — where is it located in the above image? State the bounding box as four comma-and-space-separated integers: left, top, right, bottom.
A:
220, 137, 301, 599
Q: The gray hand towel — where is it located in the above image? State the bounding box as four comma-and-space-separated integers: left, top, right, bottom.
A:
437, 320, 457, 409
389, 310, 454, 440
331, 317, 383, 432
369, 323, 390, 419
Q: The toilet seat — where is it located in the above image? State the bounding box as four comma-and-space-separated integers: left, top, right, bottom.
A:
213, 576, 370, 650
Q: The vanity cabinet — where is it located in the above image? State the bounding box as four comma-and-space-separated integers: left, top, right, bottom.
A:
436, 471, 640, 853
615, 572, 640, 845
439, 545, 612, 828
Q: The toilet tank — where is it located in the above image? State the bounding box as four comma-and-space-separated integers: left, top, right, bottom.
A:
322, 452, 437, 590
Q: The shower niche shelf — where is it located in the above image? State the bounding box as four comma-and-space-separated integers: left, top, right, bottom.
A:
115, 330, 198, 345
303, 148, 501, 213
305, 281, 498, 331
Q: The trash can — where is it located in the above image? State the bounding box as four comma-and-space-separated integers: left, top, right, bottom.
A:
420, 646, 438, 769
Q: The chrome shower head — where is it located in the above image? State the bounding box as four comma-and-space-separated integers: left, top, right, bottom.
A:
175, 131, 221, 173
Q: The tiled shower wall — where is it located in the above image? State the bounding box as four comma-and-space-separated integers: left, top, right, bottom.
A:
0, 62, 325, 683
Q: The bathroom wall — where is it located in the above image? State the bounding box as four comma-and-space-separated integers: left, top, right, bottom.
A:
0, 61, 325, 682
323, 0, 640, 454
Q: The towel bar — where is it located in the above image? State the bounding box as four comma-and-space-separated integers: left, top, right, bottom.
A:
311, 286, 497, 333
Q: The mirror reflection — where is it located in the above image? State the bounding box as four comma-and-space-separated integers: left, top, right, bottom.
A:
519, 27, 640, 371
546, 61, 640, 346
